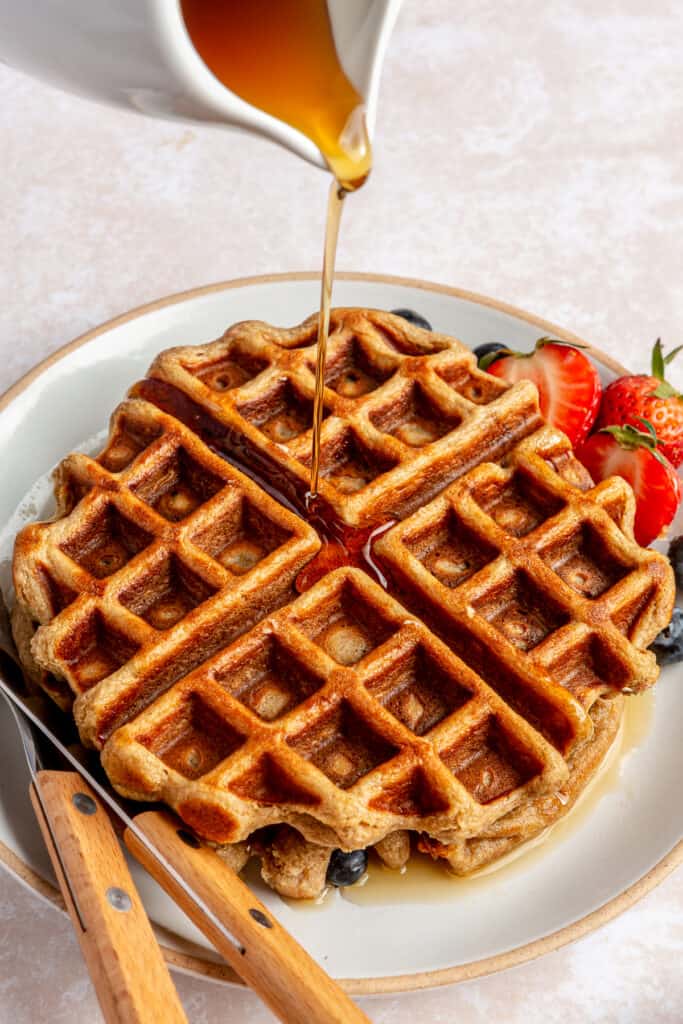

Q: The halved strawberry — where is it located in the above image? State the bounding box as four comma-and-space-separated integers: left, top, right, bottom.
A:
481, 338, 601, 447
595, 340, 683, 467
575, 421, 682, 546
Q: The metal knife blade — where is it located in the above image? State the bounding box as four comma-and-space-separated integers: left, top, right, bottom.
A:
0, 594, 243, 958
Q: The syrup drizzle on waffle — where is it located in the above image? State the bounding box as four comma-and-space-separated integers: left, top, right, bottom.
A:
133, 376, 395, 592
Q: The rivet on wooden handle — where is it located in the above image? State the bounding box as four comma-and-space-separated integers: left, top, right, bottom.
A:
125, 809, 372, 1024
31, 771, 187, 1024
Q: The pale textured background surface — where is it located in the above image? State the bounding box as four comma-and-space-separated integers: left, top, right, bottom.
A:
2, 0, 683, 1020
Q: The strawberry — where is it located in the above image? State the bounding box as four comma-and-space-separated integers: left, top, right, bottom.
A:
575, 421, 682, 546
481, 338, 602, 447
595, 340, 683, 467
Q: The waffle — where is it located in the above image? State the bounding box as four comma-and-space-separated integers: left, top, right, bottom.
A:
13, 398, 320, 747
131, 308, 543, 527
99, 428, 670, 854
101, 565, 570, 849
374, 425, 672, 733
10, 602, 73, 710
11, 309, 675, 897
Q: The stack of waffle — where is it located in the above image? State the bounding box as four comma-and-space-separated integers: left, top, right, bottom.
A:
12, 310, 674, 898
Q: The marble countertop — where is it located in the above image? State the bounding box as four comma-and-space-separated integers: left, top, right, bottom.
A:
2, 1, 682, 1020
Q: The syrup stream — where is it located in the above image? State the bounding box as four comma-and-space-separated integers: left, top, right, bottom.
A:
179, 0, 371, 499
308, 181, 347, 499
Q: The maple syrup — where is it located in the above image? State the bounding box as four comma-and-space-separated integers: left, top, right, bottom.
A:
309, 182, 346, 498
282, 691, 656, 910
180, 0, 372, 190
180, 0, 371, 501
132, 377, 392, 600
349, 691, 655, 904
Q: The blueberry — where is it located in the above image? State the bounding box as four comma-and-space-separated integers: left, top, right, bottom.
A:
473, 342, 507, 365
390, 308, 432, 331
651, 607, 683, 665
668, 535, 683, 590
326, 848, 368, 887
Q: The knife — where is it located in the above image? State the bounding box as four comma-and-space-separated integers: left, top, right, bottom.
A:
0, 595, 371, 1024
2, 681, 188, 1024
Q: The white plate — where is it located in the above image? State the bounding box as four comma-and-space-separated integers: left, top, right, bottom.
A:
0, 273, 681, 994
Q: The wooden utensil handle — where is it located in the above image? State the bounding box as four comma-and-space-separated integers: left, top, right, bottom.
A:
125, 810, 371, 1024
31, 771, 187, 1024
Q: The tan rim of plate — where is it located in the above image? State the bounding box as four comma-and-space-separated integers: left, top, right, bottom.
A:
1, 272, 681, 995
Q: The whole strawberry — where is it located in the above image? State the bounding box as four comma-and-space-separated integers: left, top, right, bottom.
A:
596, 340, 683, 467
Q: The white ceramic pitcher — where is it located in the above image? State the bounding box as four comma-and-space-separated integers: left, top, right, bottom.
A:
0, 0, 402, 170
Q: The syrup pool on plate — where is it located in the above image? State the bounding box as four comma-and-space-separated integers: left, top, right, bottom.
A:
281, 691, 655, 909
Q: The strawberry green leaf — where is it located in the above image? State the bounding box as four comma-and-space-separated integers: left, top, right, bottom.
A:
601, 421, 657, 449
650, 448, 671, 468
651, 381, 681, 400
478, 348, 513, 371
599, 420, 670, 465
534, 337, 587, 351
479, 336, 587, 371
636, 417, 659, 441
663, 344, 683, 366
651, 339, 683, 381
652, 338, 665, 381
